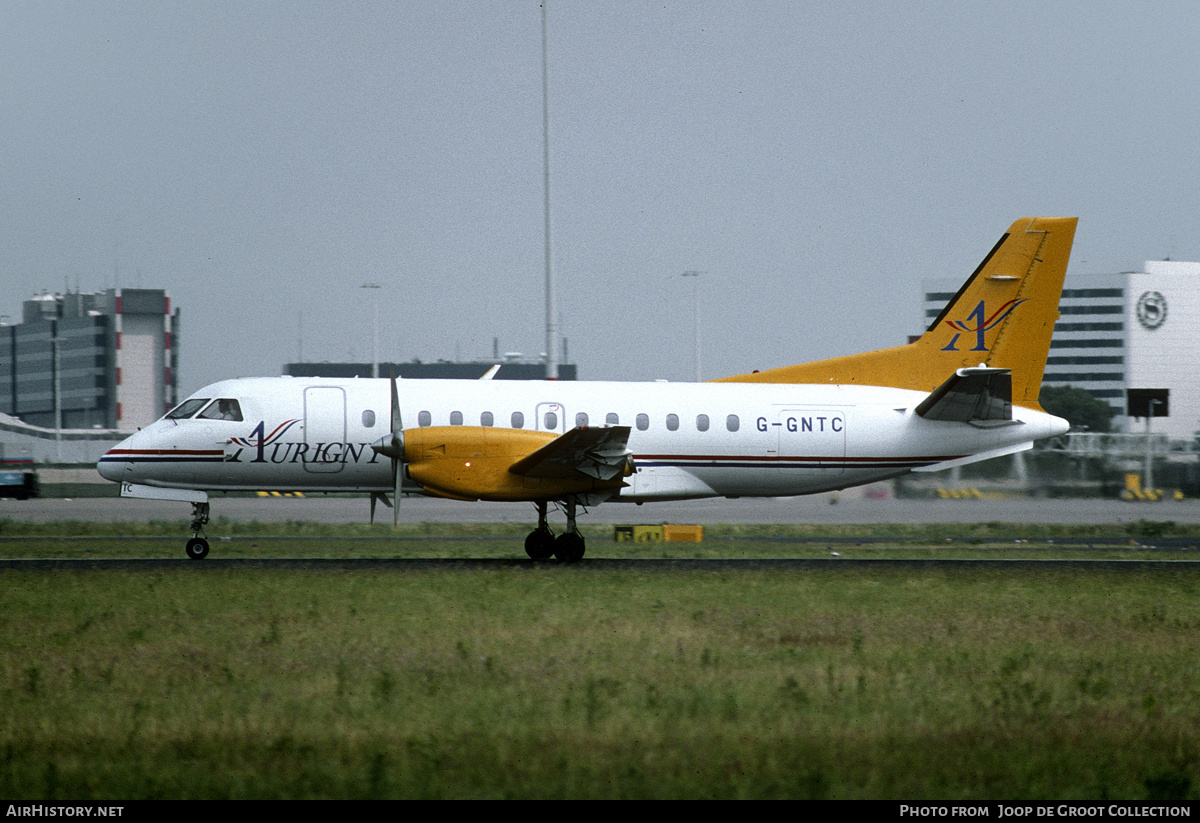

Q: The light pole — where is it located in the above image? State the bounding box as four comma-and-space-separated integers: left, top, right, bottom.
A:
361, 283, 381, 378
681, 271, 702, 381
542, 1, 558, 380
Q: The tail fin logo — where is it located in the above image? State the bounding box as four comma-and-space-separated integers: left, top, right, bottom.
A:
940, 299, 1027, 352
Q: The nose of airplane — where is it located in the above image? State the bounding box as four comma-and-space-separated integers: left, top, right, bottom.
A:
97, 432, 139, 484
97, 453, 121, 487
96, 447, 125, 483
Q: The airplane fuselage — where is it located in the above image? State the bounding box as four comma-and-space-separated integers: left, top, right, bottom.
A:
99, 375, 1068, 502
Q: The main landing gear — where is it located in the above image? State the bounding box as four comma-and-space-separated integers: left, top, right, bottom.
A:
525, 500, 586, 562
185, 501, 210, 560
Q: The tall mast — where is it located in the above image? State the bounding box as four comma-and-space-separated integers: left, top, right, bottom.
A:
541, 1, 558, 379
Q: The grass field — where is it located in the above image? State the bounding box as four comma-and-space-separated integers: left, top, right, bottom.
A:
2, 522, 1200, 799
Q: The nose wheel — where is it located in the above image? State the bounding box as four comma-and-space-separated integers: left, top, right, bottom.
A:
186, 537, 210, 560
186, 501, 211, 560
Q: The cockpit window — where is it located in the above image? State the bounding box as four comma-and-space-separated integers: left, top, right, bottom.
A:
166, 398, 210, 420
198, 399, 243, 422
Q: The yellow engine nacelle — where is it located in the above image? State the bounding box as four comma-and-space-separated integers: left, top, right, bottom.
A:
403, 426, 626, 501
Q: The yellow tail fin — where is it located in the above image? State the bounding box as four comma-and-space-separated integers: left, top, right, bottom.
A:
714, 216, 1078, 409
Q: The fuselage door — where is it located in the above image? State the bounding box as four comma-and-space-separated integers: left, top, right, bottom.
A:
303, 387, 346, 473
777, 408, 845, 477
536, 402, 566, 434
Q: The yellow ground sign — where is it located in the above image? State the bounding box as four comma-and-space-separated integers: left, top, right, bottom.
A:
614, 525, 703, 542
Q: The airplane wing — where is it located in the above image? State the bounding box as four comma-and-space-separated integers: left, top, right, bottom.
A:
914, 367, 1016, 426
508, 426, 633, 481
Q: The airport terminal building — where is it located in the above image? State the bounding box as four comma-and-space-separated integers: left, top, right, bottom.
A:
923, 262, 1200, 440
0, 288, 179, 434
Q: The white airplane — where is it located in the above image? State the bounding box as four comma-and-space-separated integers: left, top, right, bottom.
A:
98, 216, 1077, 561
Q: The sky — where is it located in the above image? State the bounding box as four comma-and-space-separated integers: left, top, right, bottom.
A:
3, 1, 1199, 395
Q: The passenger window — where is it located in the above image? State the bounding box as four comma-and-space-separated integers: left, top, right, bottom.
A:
726, 414, 740, 432
511, 411, 524, 429
450, 411, 463, 425
167, 398, 209, 420
636, 413, 649, 431
666, 413, 679, 431
606, 413, 619, 425
576, 412, 588, 428
418, 411, 432, 427
198, 399, 243, 422
696, 414, 709, 432
544, 411, 558, 430
362, 410, 376, 428
481, 411, 494, 427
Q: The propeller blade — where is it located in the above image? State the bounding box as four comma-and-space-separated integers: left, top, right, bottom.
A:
369, 374, 405, 528
394, 453, 402, 528
390, 373, 403, 527
390, 370, 401, 432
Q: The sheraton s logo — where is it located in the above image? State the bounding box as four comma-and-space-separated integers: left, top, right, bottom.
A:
940, 299, 1026, 352
1136, 291, 1167, 330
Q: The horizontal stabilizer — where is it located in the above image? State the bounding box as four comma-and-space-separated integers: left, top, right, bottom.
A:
509, 426, 633, 482
912, 441, 1033, 473
915, 367, 1014, 424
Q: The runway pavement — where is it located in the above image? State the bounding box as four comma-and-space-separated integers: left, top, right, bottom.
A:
4, 492, 1200, 526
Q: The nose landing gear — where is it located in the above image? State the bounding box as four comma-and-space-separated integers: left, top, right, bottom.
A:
185, 501, 210, 560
